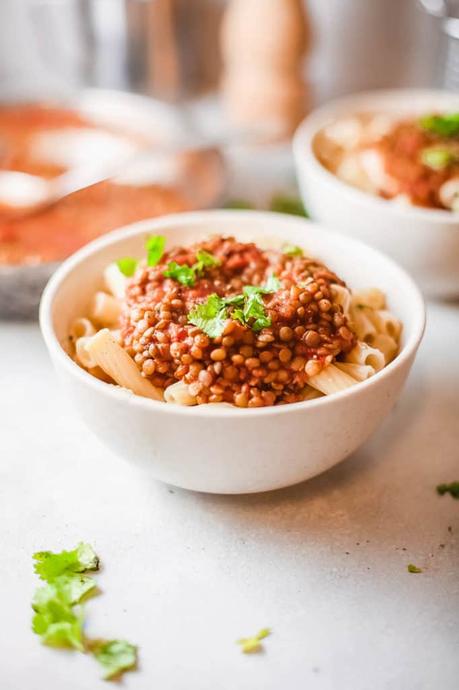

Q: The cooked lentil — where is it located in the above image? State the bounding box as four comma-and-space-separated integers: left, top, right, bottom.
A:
120, 236, 357, 407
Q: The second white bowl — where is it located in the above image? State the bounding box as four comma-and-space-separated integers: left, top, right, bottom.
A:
294, 89, 459, 298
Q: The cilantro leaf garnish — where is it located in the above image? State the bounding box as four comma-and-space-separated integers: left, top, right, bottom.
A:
164, 249, 220, 287
187, 275, 280, 337
90, 639, 138, 680
407, 564, 423, 574
33, 576, 97, 609
195, 249, 221, 273
224, 198, 254, 210
436, 482, 459, 499
282, 244, 303, 257
237, 628, 271, 654
421, 147, 457, 170
164, 261, 196, 287
269, 194, 308, 217
116, 257, 138, 277
145, 235, 166, 266
33, 542, 99, 582
419, 113, 459, 138
188, 293, 228, 337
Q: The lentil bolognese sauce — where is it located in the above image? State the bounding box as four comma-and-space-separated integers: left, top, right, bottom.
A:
71, 234, 402, 408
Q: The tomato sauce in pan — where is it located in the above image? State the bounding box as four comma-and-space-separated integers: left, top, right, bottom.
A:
0, 104, 189, 265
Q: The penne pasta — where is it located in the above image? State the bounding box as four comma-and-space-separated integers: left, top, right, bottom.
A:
90, 291, 122, 327
331, 284, 351, 318
163, 381, 197, 406
350, 305, 378, 342
369, 309, 402, 340
85, 329, 163, 401
104, 263, 127, 300
308, 363, 359, 396
335, 361, 375, 381
369, 333, 399, 364
352, 288, 386, 311
346, 341, 385, 372
70, 317, 96, 341
75, 336, 98, 369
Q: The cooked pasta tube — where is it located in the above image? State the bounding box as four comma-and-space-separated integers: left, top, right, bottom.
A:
369, 333, 399, 364
104, 263, 127, 300
85, 329, 163, 401
75, 336, 98, 369
352, 288, 386, 310
331, 284, 351, 318
346, 341, 385, 371
163, 380, 197, 406
70, 317, 96, 340
350, 305, 378, 342
308, 363, 359, 395
335, 362, 375, 381
368, 309, 402, 340
90, 291, 122, 326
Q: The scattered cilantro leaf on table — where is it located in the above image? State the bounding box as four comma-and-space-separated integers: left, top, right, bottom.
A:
436, 482, 459, 499
237, 628, 271, 654
89, 639, 138, 680
269, 194, 308, 217
33, 542, 99, 582
31, 544, 137, 682
407, 564, 423, 574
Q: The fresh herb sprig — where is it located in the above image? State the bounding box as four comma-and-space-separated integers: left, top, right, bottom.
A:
419, 113, 459, 138
32, 543, 137, 681
436, 482, 459, 499
421, 147, 458, 171
164, 249, 221, 287
188, 275, 280, 337
407, 564, 423, 574
237, 628, 271, 654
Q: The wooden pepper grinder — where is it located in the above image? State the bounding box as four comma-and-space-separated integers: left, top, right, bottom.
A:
220, 0, 311, 141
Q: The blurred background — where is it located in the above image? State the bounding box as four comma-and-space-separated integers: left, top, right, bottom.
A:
0, 0, 449, 104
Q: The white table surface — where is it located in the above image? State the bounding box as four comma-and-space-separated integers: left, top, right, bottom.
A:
1, 150, 459, 689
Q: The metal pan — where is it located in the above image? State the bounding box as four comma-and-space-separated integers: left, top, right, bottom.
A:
0, 88, 226, 319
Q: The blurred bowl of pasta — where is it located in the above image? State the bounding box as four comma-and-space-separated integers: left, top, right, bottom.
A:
293, 89, 459, 298
39, 210, 425, 494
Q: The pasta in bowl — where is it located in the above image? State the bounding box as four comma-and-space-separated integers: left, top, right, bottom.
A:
40, 211, 424, 493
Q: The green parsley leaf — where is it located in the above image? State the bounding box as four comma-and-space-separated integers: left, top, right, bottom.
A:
419, 113, 459, 138
195, 249, 221, 273
436, 482, 459, 499
421, 147, 456, 170
282, 244, 304, 257
33, 543, 99, 582
243, 292, 272, 331
224, 198, 254, 210
269, 194, 308, 217
407, 564, 423, 574
90, 639, 138, 680
237, 628, 271, 654
164, 261, 196, 287
116, 257, 138, 277
145, 235, 166, 266
188, 293, 228, 337
32, 588, 84, 651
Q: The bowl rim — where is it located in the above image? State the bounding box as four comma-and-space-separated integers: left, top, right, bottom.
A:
39, 209, 426, 418
293, 87, 459, 225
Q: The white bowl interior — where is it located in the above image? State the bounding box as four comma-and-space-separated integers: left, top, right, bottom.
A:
45, 211, 424, 368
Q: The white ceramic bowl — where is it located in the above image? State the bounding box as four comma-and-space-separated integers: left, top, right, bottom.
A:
39, 210, 425, 494
293, 89, 459, 298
